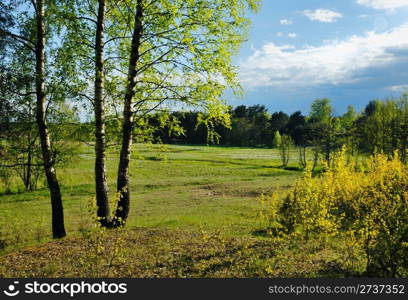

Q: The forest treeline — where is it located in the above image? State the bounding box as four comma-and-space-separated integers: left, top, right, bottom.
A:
3, 96, 408, 188
148, 96, 408, 162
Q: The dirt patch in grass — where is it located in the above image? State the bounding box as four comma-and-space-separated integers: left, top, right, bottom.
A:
193, 182, 290, 199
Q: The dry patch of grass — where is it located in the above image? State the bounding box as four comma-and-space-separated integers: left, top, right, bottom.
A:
0, 227, 360, 278
0, 228, 278, 278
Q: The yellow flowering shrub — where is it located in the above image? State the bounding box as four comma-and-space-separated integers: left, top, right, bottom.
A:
275, 147, 408, 276
258, 192, 283, 235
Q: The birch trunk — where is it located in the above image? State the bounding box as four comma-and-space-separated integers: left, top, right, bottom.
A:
35, 0, 66, 238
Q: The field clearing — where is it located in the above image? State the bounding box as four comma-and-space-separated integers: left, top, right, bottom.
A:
0, 145, 374, 278
0, 144, 303, 252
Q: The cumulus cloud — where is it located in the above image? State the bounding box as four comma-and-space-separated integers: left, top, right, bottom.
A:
288, 33, 297, 38
303, 9, 342, 23
240, 23, 408, 89
280, 19, 292, 25
357, 0, 408, 10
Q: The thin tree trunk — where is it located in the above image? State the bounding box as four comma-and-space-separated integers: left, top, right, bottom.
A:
113, 0, 143, 226
26, 101, 33, 191
35, 0, 66, 239
25, 84, 33, 191
26, 144, 32, 190
94, 0, 110, 226
312, 146, 319, 172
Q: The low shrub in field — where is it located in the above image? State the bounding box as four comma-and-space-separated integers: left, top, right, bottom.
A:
264, 147, 408, 277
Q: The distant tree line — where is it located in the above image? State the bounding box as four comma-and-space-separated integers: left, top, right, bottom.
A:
3, 96, 408, 195
148, 96, 408, 165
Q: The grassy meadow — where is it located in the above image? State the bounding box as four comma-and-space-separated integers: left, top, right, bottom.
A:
0, 144, 339, 277
5, 144, 400, 277
0, 144, 301, 247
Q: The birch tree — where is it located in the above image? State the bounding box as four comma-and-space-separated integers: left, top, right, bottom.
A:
111, 0, 259, 225
0, 0, 66, 238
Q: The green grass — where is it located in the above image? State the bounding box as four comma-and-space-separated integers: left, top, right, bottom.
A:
0, 144, 369, 277
0, 144, 302, 250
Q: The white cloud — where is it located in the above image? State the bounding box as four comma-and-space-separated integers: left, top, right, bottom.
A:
240, 23, 408, 88
387, 84, 408, 91
276, 32, 284, 37
280, 19, 292, 25
304, 9, 342, 23
288, 33, 297, 38
357, 0, 408, 10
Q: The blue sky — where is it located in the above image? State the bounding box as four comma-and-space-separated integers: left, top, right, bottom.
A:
231, 0, 408, 115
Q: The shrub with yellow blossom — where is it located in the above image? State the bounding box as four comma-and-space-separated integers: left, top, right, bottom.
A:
273, 146, 408, 277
